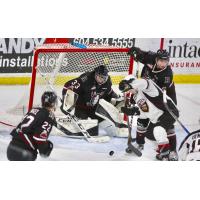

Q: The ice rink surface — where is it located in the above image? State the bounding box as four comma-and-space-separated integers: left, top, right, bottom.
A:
0, 84, 199, 161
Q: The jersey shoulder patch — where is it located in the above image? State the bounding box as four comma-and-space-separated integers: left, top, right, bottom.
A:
79, 72, 90, 83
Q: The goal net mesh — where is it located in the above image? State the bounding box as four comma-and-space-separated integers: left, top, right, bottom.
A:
8, 44, 133, 116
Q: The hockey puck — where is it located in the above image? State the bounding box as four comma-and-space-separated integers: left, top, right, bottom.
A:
109, 151, 114, 156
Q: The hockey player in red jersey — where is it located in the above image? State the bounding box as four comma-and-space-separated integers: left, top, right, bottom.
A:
119, 75, 179, 161
7, 91, 58, 161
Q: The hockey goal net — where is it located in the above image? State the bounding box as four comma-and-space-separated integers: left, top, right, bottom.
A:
9, 43, 134, 116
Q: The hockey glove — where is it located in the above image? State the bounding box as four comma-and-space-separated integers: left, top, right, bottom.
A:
121, 106, 140, 116
39, 140, 53, 158
128, 47, 141, 58
119, 80, 132, 92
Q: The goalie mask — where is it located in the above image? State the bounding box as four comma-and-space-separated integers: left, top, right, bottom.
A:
94, 65, 109, 85
41, 91, 58, 109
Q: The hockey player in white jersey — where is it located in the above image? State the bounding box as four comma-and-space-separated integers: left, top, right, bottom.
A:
179, 129, 200, 161
119, 75, 179, 161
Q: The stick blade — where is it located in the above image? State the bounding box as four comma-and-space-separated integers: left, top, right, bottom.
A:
128, 144, 142, 157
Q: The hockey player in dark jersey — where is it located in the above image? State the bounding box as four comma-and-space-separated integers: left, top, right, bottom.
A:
61, 65, 128, 138
119, 75, 179, 160
128, 47, 178, 157
128, 47, 177, 103
62, 65, 119, 120
7, 91, 58, 161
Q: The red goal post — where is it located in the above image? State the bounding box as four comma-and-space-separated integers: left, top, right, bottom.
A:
29, 44, 134, 112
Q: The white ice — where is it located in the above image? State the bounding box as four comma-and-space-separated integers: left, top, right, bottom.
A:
0, 84, 199, 161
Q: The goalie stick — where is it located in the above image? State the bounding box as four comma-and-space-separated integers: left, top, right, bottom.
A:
37, 68, 110, 143
56, 121, 93, 139
0, 115, 92, 140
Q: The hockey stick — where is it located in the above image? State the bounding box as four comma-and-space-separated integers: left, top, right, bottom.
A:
124, 94, 142, 157
123, 60, 142, 156
37, 68, 110, 143
163, 90, 191, 135
56, 121, 91, 139
0, 115, 90, 139
149, 78, 197, 136
0, 120, 15, 128
61, 110, 110, 143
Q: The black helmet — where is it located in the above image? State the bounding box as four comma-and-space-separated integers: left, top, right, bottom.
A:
94, 65, 109, 84
156, 49, 170, 60
41, 91, 58, 108
94, 65, 109, 76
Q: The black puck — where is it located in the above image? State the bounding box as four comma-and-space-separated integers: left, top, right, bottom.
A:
109, 151, 114, 156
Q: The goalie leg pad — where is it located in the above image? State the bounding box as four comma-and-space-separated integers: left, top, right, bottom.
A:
56, 117, 99, 136
96, 99, 128, 137
96, 99, 127, 128
99, 120, 128, 138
